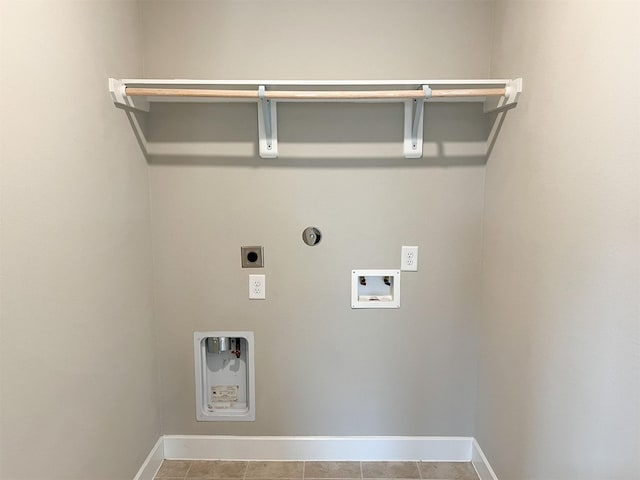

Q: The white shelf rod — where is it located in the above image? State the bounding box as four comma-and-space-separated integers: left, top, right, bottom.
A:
108, 78, 522, 159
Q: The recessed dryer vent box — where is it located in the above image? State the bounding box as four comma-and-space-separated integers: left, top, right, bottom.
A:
194, 331, 255, 421
351, 269, 401, 309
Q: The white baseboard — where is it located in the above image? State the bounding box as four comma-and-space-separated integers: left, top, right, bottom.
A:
164, 435, 473, 461
471, 439, 499, 480
134, 436, 498, 480
133, 436, 164, 480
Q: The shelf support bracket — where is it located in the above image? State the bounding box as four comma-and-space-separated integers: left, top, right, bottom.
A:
258, 85, 278, 158
403, 85, 431, 158
108, 78, 149, 112
484, 77, 523, 114
484, 78, 523, 157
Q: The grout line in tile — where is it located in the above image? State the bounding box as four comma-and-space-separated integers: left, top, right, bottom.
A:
243, 460, 250, 480
183, 461, 193, 480
303, 461, 306, 480
359, 462, 363, 480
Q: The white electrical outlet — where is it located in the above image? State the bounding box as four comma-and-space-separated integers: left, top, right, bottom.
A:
249, 274, 266, 299
401, 246, 419, 271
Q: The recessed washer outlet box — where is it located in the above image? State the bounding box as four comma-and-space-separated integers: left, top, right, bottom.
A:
351, 269, 401, 309
241, 246, 264, 268
194, 331, 255, 421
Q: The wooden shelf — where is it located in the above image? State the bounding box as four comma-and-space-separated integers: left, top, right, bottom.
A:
109, 78, 522, 159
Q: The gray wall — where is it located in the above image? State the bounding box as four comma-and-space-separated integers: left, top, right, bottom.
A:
140, 0, 493, 435
477, 1, 640, 479
3, 1, 637, 478
0, 2, 161, 479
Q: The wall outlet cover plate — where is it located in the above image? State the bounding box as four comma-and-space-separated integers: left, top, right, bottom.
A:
249, 274, 266, 299
401, 246, 419, 271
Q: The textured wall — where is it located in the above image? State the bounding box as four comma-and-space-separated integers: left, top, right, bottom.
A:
0, 2, 160, 479
477, 1, 640, 479
140, 0, 493, 435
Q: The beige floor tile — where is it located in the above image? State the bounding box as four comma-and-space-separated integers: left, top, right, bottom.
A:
187, 461, 248, 479
245, 477, 306, 480
361, 462, 420, 479
187, 478, 248, 480
246, 461, 304, 478
156, 460, 191, 478
304, 461, 361, 479
419, 462, 478, 480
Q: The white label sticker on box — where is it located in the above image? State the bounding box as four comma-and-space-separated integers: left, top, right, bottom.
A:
211, 385, 238, 403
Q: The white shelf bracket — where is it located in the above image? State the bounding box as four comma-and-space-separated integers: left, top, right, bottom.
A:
403, 85, 431, 158
484, 77, 523, 114
257, 85, 278, 158
506, 78, 523, 104
108, 78, 149, 112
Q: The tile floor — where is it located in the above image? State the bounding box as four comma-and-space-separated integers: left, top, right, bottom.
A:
154, 460, 479, 480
